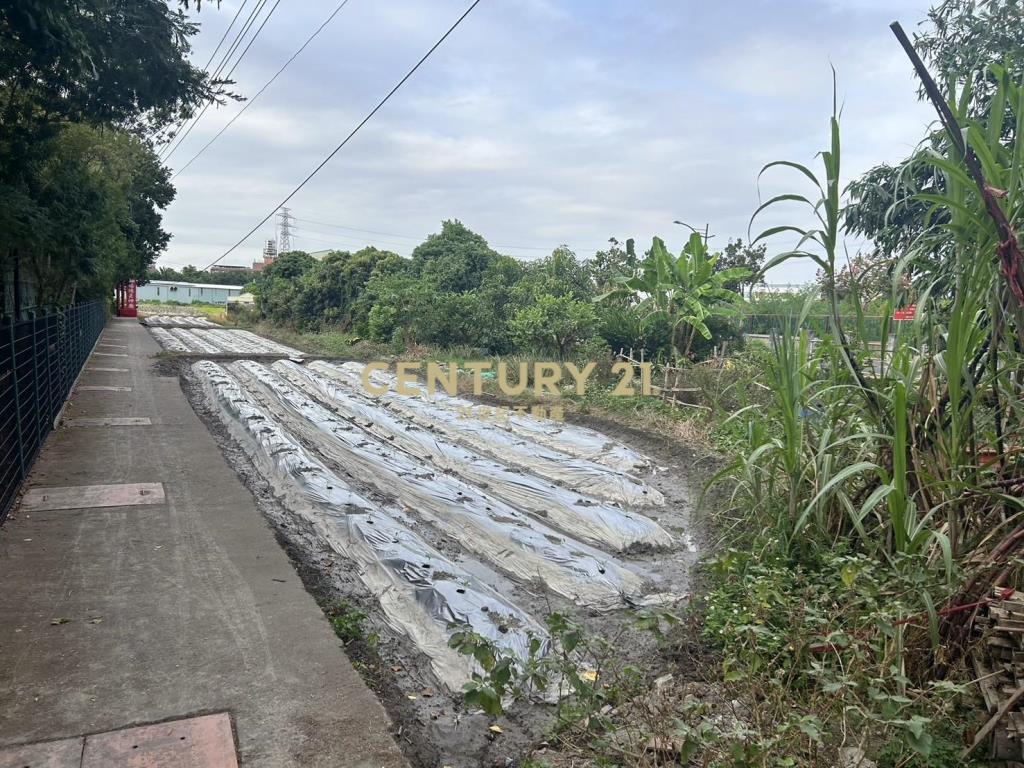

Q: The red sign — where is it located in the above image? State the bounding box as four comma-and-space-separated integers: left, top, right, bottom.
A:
893, 304, 916, 322
116, 279, 138, 317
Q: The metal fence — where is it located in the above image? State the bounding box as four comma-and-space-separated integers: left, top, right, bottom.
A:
0, 302, 107, 523
742, 313, 888, 343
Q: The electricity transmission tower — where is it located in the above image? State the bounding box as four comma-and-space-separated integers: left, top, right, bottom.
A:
277, 207, 294, 253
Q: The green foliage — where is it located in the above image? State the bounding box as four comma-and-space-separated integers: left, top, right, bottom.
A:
698, 548, 972, 766
846, 0, 1024, 262
148, 266, 258, 286
293, 248, 398, 332
510, 294, 601, 359
718, 238, 768, 297
707, 66, 1024, 767
448, 610, 669, 729
1, 0, 226, 314
600, 233, 748, 360
327, 600, 377, 647
412, 219, 503, 293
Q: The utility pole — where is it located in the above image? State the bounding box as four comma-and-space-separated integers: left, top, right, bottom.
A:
277, 207, 294, 253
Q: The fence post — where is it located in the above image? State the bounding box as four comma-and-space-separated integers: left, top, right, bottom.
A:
9, 322, 25, 482
32, 316, 42, 452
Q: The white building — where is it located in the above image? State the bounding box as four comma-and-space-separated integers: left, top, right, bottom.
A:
137, 280, 244, 306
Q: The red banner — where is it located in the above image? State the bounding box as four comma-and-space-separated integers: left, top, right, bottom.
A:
893, 304, 917, 321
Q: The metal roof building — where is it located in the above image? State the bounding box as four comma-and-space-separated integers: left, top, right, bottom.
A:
137, 281, 244, 306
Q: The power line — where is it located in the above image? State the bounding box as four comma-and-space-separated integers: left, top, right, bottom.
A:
171, 0, 353, 180
162, 0, 283, 162
159, 0, 268, 159
152, 0, 253, 148
203, 0, 484, 271
160, 0, 269, 158
222, 0, 284, 82
202, 0, 251, 70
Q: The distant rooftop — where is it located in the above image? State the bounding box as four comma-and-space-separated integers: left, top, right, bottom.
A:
146, 280, 245, 291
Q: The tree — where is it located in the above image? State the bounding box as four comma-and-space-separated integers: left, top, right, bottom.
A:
512, 246, 593, 306
252, 252, 315, 323
22, 124, 174, 309
716, 239, 767, 297
294, 247, 399, 331
815, 251, 900, 305
0, 0, 231, 314
412, 220, 502, 293
510, 294, 600, 359
600, 234, 749, 360
588, 238, 638, 293
846, 0, 1024, 264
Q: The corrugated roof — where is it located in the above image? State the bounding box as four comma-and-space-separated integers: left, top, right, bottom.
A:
146, 281, 245, 290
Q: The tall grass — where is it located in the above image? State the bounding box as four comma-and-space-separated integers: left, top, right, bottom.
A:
719, 65, 1024, 648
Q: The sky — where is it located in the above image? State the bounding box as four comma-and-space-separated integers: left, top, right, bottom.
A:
161, 0, 939, 283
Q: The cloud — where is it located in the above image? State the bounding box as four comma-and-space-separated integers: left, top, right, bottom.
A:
162, 0, 938, 283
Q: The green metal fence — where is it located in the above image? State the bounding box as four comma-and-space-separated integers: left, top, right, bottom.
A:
742, 313, 888, 342
0, 302, 107, 523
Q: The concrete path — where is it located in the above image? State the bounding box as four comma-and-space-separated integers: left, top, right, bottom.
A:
0, 319, 408, 767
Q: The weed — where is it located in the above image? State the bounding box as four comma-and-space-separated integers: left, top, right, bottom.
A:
326, 600, 377, 647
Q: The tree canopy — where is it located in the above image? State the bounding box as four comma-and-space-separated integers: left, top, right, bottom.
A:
1, 0, 227, 317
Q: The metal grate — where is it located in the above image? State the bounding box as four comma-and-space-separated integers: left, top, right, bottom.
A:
0, 302, 106, 523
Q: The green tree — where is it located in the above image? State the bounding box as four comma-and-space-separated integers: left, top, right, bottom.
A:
716, 238, 767, 297
588, 238, 638, 293
294, 247, 399, 331
510, 293, 600, 359
601, 234, 748, 360
513, 246, 593, 306
252, 251, 316, 323
0, 0, 230, 314
846, 0, 1024, 264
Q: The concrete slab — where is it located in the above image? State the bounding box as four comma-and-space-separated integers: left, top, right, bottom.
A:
92, 352, 127, 358
96, 344, 126, 349
85, 368, 128, 373
81, 714, 237, 768
20, 483, 164, 512
76, 386, 131, 392
0, 737, 83, 768
64, 417, 152, 427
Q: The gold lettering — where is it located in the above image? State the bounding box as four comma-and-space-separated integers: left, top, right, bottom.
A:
533, 362, 561, 396
396, 361, 420, 396
497, 360, 528, 396
611, 362, 634, 396
564, 362, 595, 395
426, 362, 458, 397
638, 362, 653, 396
361, 362, 389, 397
464, 361, 492, 395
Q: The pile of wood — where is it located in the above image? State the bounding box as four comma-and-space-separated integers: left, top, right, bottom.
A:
969, 588, 1024, 760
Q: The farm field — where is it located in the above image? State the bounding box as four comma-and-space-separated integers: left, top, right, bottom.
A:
149, 319, 700, 764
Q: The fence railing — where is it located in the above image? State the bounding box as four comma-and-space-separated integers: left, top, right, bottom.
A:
741, 313, 888, 343
0, 302, 107, 523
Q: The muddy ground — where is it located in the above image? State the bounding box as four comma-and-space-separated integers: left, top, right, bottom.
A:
154, 354, 715, 768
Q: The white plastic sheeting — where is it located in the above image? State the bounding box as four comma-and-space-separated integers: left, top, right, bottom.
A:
194, 360, 547, 690
149, 327, 190, 352
274, 360, 673, 552
308, 361, 664, 508
232, 361, 648, 610
147, 326, 302, 356
142, 315, 218, 328
339, 361, 651, 472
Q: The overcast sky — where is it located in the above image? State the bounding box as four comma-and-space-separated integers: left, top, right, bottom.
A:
161, 0, 938, 282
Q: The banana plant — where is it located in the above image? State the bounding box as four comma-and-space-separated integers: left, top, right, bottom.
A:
599, 232, 749, 360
